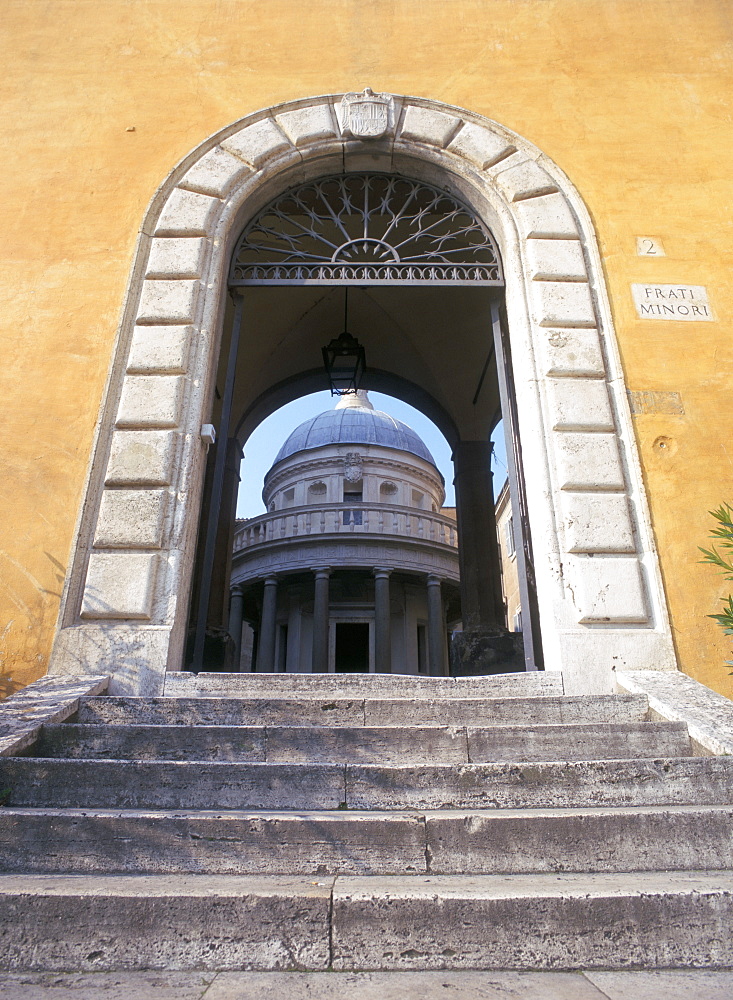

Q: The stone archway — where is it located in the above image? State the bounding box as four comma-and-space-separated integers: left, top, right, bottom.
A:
48, 92, 677, 696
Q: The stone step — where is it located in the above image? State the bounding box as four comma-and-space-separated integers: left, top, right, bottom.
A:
329, 871, 733, 971
4, 970, 733, 998
77, 692, 649, 728
162, 670, 564, 700
34, 720, 690, 764
0, 874, 332, 972
0, 756, 729, 811
1, 871, 731, 971
2, 805, 731, 877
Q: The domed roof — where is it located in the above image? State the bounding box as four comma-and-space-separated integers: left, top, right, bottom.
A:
272, 391, 437, 467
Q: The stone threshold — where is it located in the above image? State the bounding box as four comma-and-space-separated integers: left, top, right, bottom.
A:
2, 968, 733, 999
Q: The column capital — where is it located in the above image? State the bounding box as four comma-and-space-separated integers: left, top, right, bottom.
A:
426, 574, 442, 587
263, 574, 279, 586
312, 566, 332, 580
230, 583, 245, 596
373, 566, 393, 579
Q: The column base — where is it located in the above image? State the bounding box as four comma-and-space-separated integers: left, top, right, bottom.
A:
450, 628, 525, 676
184, 626, 236, 674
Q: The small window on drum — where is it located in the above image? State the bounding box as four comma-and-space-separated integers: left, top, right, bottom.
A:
343, 480, 363, 525
282, 488, 295, 507
343, 479, 363, 504
411, 490, 425, 509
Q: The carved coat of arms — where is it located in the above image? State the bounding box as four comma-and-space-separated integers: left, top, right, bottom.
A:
341, 88, 394, 139
343, 452, 363, 483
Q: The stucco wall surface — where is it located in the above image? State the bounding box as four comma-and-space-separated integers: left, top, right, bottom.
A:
1, 0, 732, 696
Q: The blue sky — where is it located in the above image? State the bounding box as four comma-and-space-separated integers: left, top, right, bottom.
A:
236, 391, 508, 519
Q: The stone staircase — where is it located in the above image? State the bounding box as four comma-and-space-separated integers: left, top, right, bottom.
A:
0, 671, 732, 972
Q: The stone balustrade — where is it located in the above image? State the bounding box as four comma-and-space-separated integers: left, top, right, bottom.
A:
234, 503, 458, 554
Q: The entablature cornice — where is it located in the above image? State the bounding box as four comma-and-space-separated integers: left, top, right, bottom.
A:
231, 534, 460, 587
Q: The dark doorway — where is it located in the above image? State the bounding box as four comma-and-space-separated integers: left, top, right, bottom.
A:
190, 171, 542, 675
335, 623, 370, 673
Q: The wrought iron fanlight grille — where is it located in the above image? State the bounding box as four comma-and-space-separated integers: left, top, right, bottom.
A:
229, 174, 503, 286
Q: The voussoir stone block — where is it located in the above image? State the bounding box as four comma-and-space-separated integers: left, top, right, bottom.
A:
145, 238, 207, 279
221, 118, 293, 169
494, 159, 558, 202
94, 490, 167, 549
276, 105, 339, 146
178, 146, 252, 198
400, 106, 462, 148
515, 192, 579, 238
81, 552, 158, 620
531, 280, 596, 328
136, 279, 199, 325
127, 326, 191, 375
568, 555, 649, 623
105, 431, 177, 487
546, 378, 614, 431
539, 328, 606, 378
525, 239, 587, 281
561, 493, 636, 553
116, 375, 184, 430
554, 432, 625, 491
155, 189, 220, 237
447, 122, 515, 169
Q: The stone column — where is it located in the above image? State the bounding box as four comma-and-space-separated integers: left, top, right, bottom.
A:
228, 585, 245, 672
452, 441, 505, 629
209, 438, 244, 628
312, 566, 331, 674
255, 575, 278, 673
373, 567, 393, 674
286, 587, 303, 674
426, 574, 447, 676
451, 441, 523, 675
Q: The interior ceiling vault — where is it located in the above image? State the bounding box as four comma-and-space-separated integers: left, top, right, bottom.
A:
224, 285, 503, 446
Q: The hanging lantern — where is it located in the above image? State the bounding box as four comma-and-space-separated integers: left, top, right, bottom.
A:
321, 330, 366, 396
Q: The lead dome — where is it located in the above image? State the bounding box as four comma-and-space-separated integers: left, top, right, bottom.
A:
271, 391, 437, 468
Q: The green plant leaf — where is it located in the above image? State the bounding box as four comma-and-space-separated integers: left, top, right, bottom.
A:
701, 504, 733, 673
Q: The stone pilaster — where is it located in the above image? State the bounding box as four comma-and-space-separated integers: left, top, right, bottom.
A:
228, 585, 245, 672
452, 440, 505, 630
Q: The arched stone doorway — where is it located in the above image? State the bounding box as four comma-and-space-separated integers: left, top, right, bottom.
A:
48, 92, 677, 696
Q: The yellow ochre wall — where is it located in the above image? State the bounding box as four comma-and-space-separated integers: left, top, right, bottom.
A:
1, 1, 732, 697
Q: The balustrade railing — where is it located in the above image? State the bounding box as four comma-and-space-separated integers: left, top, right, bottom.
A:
233, 502, 458, 554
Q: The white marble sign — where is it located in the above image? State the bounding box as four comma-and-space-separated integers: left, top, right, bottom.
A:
631, 283, 714, 321
636, 236, 666, 256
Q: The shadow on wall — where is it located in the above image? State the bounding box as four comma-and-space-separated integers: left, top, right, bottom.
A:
0, 550, 67, 701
